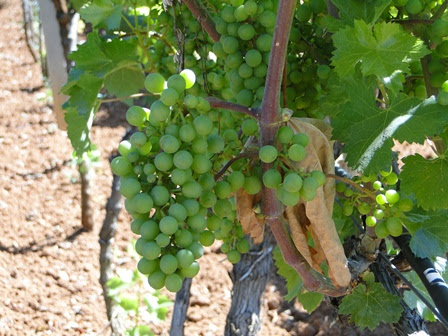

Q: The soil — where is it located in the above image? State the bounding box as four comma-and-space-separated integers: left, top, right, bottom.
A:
0, 1, 446, 336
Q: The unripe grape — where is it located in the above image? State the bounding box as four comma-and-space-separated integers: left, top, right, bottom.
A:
176, 249, 195, 269
259, 145, 278, 163
181, 261, 200, 278
366, 216, 377, 227
357, 203, 371, 215
165, 273, 183, 292
336, 182, 346, 193
182, 181, 203, 199
148, 270, 166, 290
277, 186, 300, 206
227, 250, 242, 264
277, 126, 294, 144
376, 194, 388, 205
144, 73, 165, 94
142, 242, 161, 260
375, 221, 389, 239
160, 254, 178, 274
288, 144, 306, 161
199, 230, 215, 246
292, 133, 310, 147
156, 233, 170, 247
373, 209, 385, 220
242, 119, 258, 135
385, 189, 400, 204
373, 181, 382, 190
283, 173, 303, 193
111, 156, 133, 176
119, 177, 141, 199
311, 171, 326, 186
228, 171, 245, 191
137, 258, 158, 275
126, 106, 147, 126
140, 220, 160, 240
175, 229, 194, 248
432, 19, 448, 37
398, 199, 413, 212
131, 193, 154, 214
167, 74, 186, 94
386, 217, 403, 237
406, 0, 423, 14
263, 169, 282, 189
317, 65, 331, 79
151, 185, 170, 206
343, 202, 354, 216
188, 241, 204, 259
244, 175, 262, 195
180, 69, 196, 89
159, 216, 179, 235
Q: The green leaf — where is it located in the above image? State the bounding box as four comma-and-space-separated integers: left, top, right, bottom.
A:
69, 33, 112, 76
104, 60, 145, 97
118, 295, 139, 311
332, 75, 448, 173
273, 247, 323, 312
332, 20, 430, 78
332, 0, 391, 24
334, 200, 358, 242
408, 209, 448, 259
79, 0, 123, 30
339, 282, 403, 330
106, 276, 125, 290
401, 154, 448, 210
404, 257, 448, 322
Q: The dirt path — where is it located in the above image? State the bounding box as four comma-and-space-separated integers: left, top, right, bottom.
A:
0, 1, 445, 336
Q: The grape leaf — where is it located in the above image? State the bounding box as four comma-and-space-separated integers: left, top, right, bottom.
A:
79, 0, 123, 30
404, 257, 448, 322
69, 33, 111, 76
332, 74, 448, 173
401, 154, 448, 210
332, 20, 430, 78
331, 0, 391, 24
104, 60, 145, 97
407, 209, 448, 259
273, 246, 324, 312
339, 282, 403, 330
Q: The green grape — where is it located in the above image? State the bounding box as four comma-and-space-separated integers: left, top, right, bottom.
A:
180, 69, 196, 89
259, 145, 278, 163
189, 242, 204, 259
119, 177, 141, 199
130, 193, 154, 214
184, 94, 198, 109
223, 129, 238, 143
207, 216, 221, 231
167, 74, 186, 94
222, 36, 239, 54
373, 181, 382, 190
207, 134, 225, 153
165, 273, 183, 292
256, 34, 273, 52
188, 214, 207, 232
406, 0, 423, 14
154, 152, 173, 172
138, 141, 152, 155
415, 85, 427, 100
277, 186, 300, 206
196, 97, 211, 113
130, 218, 145, 235
135, 237, 148, 256
237, 239, 250, 254
192, 154, 212, 174
167, 204, 187, 222
379, 167, 392, 177
171, 169, 188, 185
175, 229, 194, 248
317, 65, 331, 79
126, 106, 147, 126
160, 88, 179, 106
140, 220, 160, 240
431, 72, 446, 88
221, 5, 236, 23
283, 173, 303, 193
299, 187, 317, 202
432, 19, 448, 37
213, 199, 233, 218
156, 233, 170, 247
296, 4, 312, 22
226, 51, 244, 69
277, 126, 294, 144
220, 242, 230, 254
215, 181, 232, 199
182, 199, 200, 217
225, 171, 244, 192
263, 169, 282, 189
375, 221, 389, 239
150, 100, 170, 124
373, 209, 385, 220
137, 258, 158, 275
366, 216, 377, 227
437, 91, 448, 105
302, 176, 319, 193
179, 124, 196, 143
386, 217, 403, 237
357, 203, 371, 215
199, 230, 215, 246
227, 250, 242, 264
127, 151, 140, 163
111, 156, 133, 176
160, 254, 178, 274
144, 73, 165, 94
198, 174, 215, 191
193, 116, 213, 136
244, 0, 258, 16
159, 216, 179, 235
118, 140, 132, 157
237, 89, 254, 106
200, 191, 217, 208
336, 182, 346, 193
244, 175, 262, 195
442, 80, 448, 92
385, 172, 398, 185
311, 171, 326, 187
166, 125, 180, 137
159, 135, 180, 154
142, 241, 161, 260
385, 190, 400, 204
242, 119, 258, 135
150, 185, 170, 206
245, 50, 262, 68
173, 150, 193, 170
260, 10, 276, 28
398, 199, 413, 212
148, 270, 166, 290
182, 181, 203, 199
238, 23, 255, 40
343, 202, 354, 216
181, 261, 200, 278
288, 144, 306, 161
376, 194, 387, 205
176, 249, 195, 269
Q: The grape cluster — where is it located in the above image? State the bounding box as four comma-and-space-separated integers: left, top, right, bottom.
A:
336, 168, 413, 239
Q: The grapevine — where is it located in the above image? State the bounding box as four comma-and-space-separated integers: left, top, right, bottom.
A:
64, 0, 448, 333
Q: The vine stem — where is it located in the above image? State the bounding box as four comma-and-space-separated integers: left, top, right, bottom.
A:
432, 0, 448, 20
206, 97, 259, 118
326, 173, 377, 200
214, 152, 258, 181
182, 0, 220, 42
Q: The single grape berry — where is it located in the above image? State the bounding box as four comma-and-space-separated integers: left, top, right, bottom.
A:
259, 145, 278, 163
366, 216, 377, 227
386, 217, 403, 237
283, 173, 303, 193
288, 144, 306, 162
145, 73, 165, 94
385, 189, 400, 204
263, 169, 282, 189
277, 126, 294, 144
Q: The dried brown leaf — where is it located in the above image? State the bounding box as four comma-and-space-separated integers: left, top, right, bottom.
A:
235, 189, 265, 244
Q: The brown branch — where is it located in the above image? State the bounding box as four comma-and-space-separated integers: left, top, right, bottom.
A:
214, 152, 258, 181
326, 173, 377, 200
326, 0, 339, 19
206, 97, 259, 118
182, 0, 220, 42
432, 0, 448, 20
